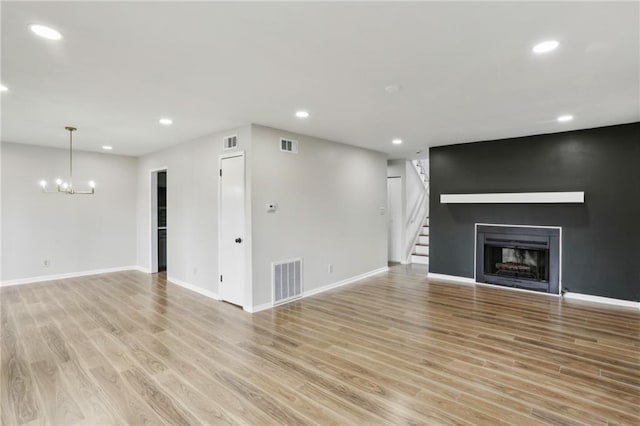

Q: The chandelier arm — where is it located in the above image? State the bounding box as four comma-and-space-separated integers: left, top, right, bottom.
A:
41, 187, 70, 194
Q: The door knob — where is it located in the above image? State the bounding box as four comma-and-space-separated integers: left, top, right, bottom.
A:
235, 237, 242, 243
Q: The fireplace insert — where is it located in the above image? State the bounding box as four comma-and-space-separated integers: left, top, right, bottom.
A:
476, 225, 560, 294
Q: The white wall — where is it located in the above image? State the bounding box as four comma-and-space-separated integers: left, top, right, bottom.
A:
135, 123, 386, 308
1, 142, 137, 282
135, 125, 252, 297
250, 125, 388, 307
387, 160, 406, 179
387, 159, 407, 261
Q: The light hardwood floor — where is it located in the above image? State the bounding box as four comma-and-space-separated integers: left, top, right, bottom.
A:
1, 265, 638, 425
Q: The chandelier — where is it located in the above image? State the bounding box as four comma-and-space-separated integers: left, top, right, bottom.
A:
40, 126, 95, 195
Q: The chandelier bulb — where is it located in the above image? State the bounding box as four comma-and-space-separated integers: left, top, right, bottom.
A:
89, 181, 96, 188
62, 182, 69, 190
56, 178, 62, 185
40, 180, 47, 188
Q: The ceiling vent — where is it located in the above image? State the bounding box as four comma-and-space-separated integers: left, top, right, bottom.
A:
273, 258, 303, 305
223, 135, 238, 150
280, 138, 298, 154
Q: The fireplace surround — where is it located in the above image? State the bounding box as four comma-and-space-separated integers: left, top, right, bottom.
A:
475, 225, 560, 295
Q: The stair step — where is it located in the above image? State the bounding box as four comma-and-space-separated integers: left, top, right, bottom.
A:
415, 245, 429, 255
418, 235, 429, 245
411, 254, 429, 265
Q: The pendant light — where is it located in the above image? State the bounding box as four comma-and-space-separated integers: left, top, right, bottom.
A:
40, 126, 95, 195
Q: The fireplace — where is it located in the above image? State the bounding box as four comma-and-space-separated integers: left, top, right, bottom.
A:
476, 225, 560, 294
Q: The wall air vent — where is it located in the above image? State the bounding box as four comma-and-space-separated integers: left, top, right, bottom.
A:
223, 135, 238, 150
272, 258, 303, 305
280, 138, 298, 154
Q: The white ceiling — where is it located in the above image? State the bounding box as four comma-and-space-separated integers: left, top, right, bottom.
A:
1, 1, 638, 158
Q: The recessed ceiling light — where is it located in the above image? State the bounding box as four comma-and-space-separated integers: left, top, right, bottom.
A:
30, 24, 62, 41
385, 84, 401, 94
392, 139, 403, 145
557, 115, 574, 123
532, 40, 559, 54
0, 84, 7, 92
159, 118, 173, 125
102, 145, 113, 150
295, 110, 309, 118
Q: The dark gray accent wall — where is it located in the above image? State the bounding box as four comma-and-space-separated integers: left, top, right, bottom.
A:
429, 122, 640, 302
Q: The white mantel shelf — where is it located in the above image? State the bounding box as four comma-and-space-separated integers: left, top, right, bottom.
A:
440, 191, 585, 204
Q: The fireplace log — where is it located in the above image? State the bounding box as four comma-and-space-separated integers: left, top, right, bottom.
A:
496, 262, 532, 272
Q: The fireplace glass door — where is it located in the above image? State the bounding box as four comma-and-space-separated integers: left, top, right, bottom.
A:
484, 246, 549, 282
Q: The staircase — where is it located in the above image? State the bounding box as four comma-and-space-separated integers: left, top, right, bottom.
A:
409, 159, 429, 265
411, 217, 429, 265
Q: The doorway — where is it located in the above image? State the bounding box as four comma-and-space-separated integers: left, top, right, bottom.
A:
387, 177, 403, 262
219, 153, 246, 307
150, 168, 168, 273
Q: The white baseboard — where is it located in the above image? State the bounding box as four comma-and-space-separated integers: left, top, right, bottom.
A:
0, 265, 139, 287
304, 266, 389, 298
245, 266, 389, 313
427, 272, 476, 285
244, 302, 273, 314
134, 266, 152, 274
563, 292, 639, 310
167, 276, 220, 301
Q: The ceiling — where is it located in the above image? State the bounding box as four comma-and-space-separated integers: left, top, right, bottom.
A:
1, 1, 638, 158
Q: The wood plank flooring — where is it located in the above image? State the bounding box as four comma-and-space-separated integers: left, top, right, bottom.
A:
1, 265, 638, 425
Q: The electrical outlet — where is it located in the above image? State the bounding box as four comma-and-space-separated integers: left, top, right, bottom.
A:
328, 264, 333, 273
43, 259, 50, 268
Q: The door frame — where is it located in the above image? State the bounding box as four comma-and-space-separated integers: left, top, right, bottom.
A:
218, 151, 248, 307
387, 176, 403, 262
149, 167, 168, 273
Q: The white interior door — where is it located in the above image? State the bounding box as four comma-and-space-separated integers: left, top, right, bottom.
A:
387, 177, 403, 262
219, 154, 245, 306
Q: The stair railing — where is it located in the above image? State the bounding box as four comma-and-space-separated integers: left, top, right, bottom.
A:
404, 160, 430, 262
412, 159, 429, 190
408, 182, 429, 226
